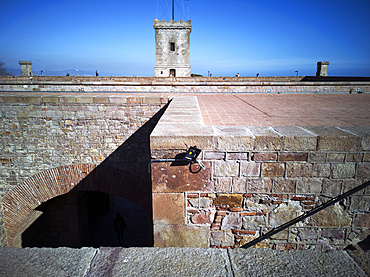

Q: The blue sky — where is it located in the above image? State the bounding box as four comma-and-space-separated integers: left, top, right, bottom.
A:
1, 0, 370, 77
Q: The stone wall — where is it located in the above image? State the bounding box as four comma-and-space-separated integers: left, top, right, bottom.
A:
0, 94, 169, 247
1, 76, 369, 93
150, 96, 370, 250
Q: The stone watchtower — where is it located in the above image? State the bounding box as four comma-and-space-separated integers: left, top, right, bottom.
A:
316, 61, 329, 77
154, 19, 192, 77
19, 61, 33, 77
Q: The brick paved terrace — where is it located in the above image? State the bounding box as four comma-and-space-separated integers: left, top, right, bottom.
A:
197, 94, 370, 126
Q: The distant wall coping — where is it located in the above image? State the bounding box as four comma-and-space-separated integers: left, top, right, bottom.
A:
0, 94, 170, 104
1, 78, 370, 87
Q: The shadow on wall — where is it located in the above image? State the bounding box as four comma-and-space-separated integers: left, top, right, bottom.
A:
19, 102, 171, 248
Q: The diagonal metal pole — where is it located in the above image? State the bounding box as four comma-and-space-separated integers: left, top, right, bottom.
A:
241, 181, 370, 249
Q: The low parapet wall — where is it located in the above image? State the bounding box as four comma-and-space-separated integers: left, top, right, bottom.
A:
150, 96, 370, 249
1, 76, 369, 93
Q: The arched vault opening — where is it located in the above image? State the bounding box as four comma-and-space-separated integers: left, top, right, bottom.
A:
3, 164, 152, 248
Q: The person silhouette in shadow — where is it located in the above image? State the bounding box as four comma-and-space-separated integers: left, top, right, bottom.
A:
113, 213, 127, 246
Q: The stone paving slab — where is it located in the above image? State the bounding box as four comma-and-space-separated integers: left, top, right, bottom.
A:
229, 248, 367, 277
0, 247, 97, 277
0, 247, 368, 277
86, 247, 232, 276
347, 250, 370, 277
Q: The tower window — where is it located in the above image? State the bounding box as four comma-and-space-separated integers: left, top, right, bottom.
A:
170, 42, 175, 51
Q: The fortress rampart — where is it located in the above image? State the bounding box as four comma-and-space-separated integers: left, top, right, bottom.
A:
1, 76, 369, 93
0, 92, 369, 250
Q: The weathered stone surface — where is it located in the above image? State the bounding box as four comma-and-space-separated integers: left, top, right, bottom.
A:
331, 163, 356, 179
298, 229, 320, 241
364, 153, 370, 162
214, 194, 243, 207
153, 224, 210, 247
296, 178, 322, 193
0, 246, 367, 276
151, 162, 212, 192
210, 230, 234, 247
302, 127, 361, 152
270, 229, 289, 240
311, 203, 351, 227
0, 247, 97, 277
322, 229, 344, 239
346, 153, 363, 162
354, 213, 370, 228
191, 210, 216, 224
342, 179, 364, 195
269, 202, 302, 227
221, 213, 242, 230
322, 179, 342, 195
213, 126, 254, 151
262, 163, 285, 177
88, 247, 232, 276
246, 178, 272, 193
150, 130, 215, 150
279, 153, 308, 162
357, 162, 370, 178
239, 235, 260, 247
240, 162, 260, 177
229, 248, 367, 277
214, 161, 239, 177
248, 127, 283, 151
309, 152, 326, 163
286, 163, 313, 177
312, 163, 330, 177
242, 215, 266, 230
199, 197, 213, 208
232, 177, 246, 193
227, 152, 248, 160
327, 153, 346, 163
253, 153, 277, 161
350, 196, 370, 212
341, 126, 370, 151
153, 193, 184, 225
188, 197, 212, 208
272, 178, 296, 193
244, 198, 268, 211
273, 126, 317, 151
204, 151, 225, 160
215, 177, 232, 192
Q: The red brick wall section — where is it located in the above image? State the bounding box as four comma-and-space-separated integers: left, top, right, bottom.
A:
3, 164, 95, 247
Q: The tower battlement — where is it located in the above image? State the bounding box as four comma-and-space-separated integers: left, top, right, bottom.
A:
154, 19, 191, 29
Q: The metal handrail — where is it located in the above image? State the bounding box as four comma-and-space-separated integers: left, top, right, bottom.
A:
241, 180, 370, 249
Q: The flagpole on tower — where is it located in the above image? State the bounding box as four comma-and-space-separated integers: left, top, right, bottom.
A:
172, 0, 175, 20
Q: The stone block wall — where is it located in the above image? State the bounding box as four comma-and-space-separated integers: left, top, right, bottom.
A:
1, 76, 369, 93
150, 96, 370, 250
0, 94, 169, 246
